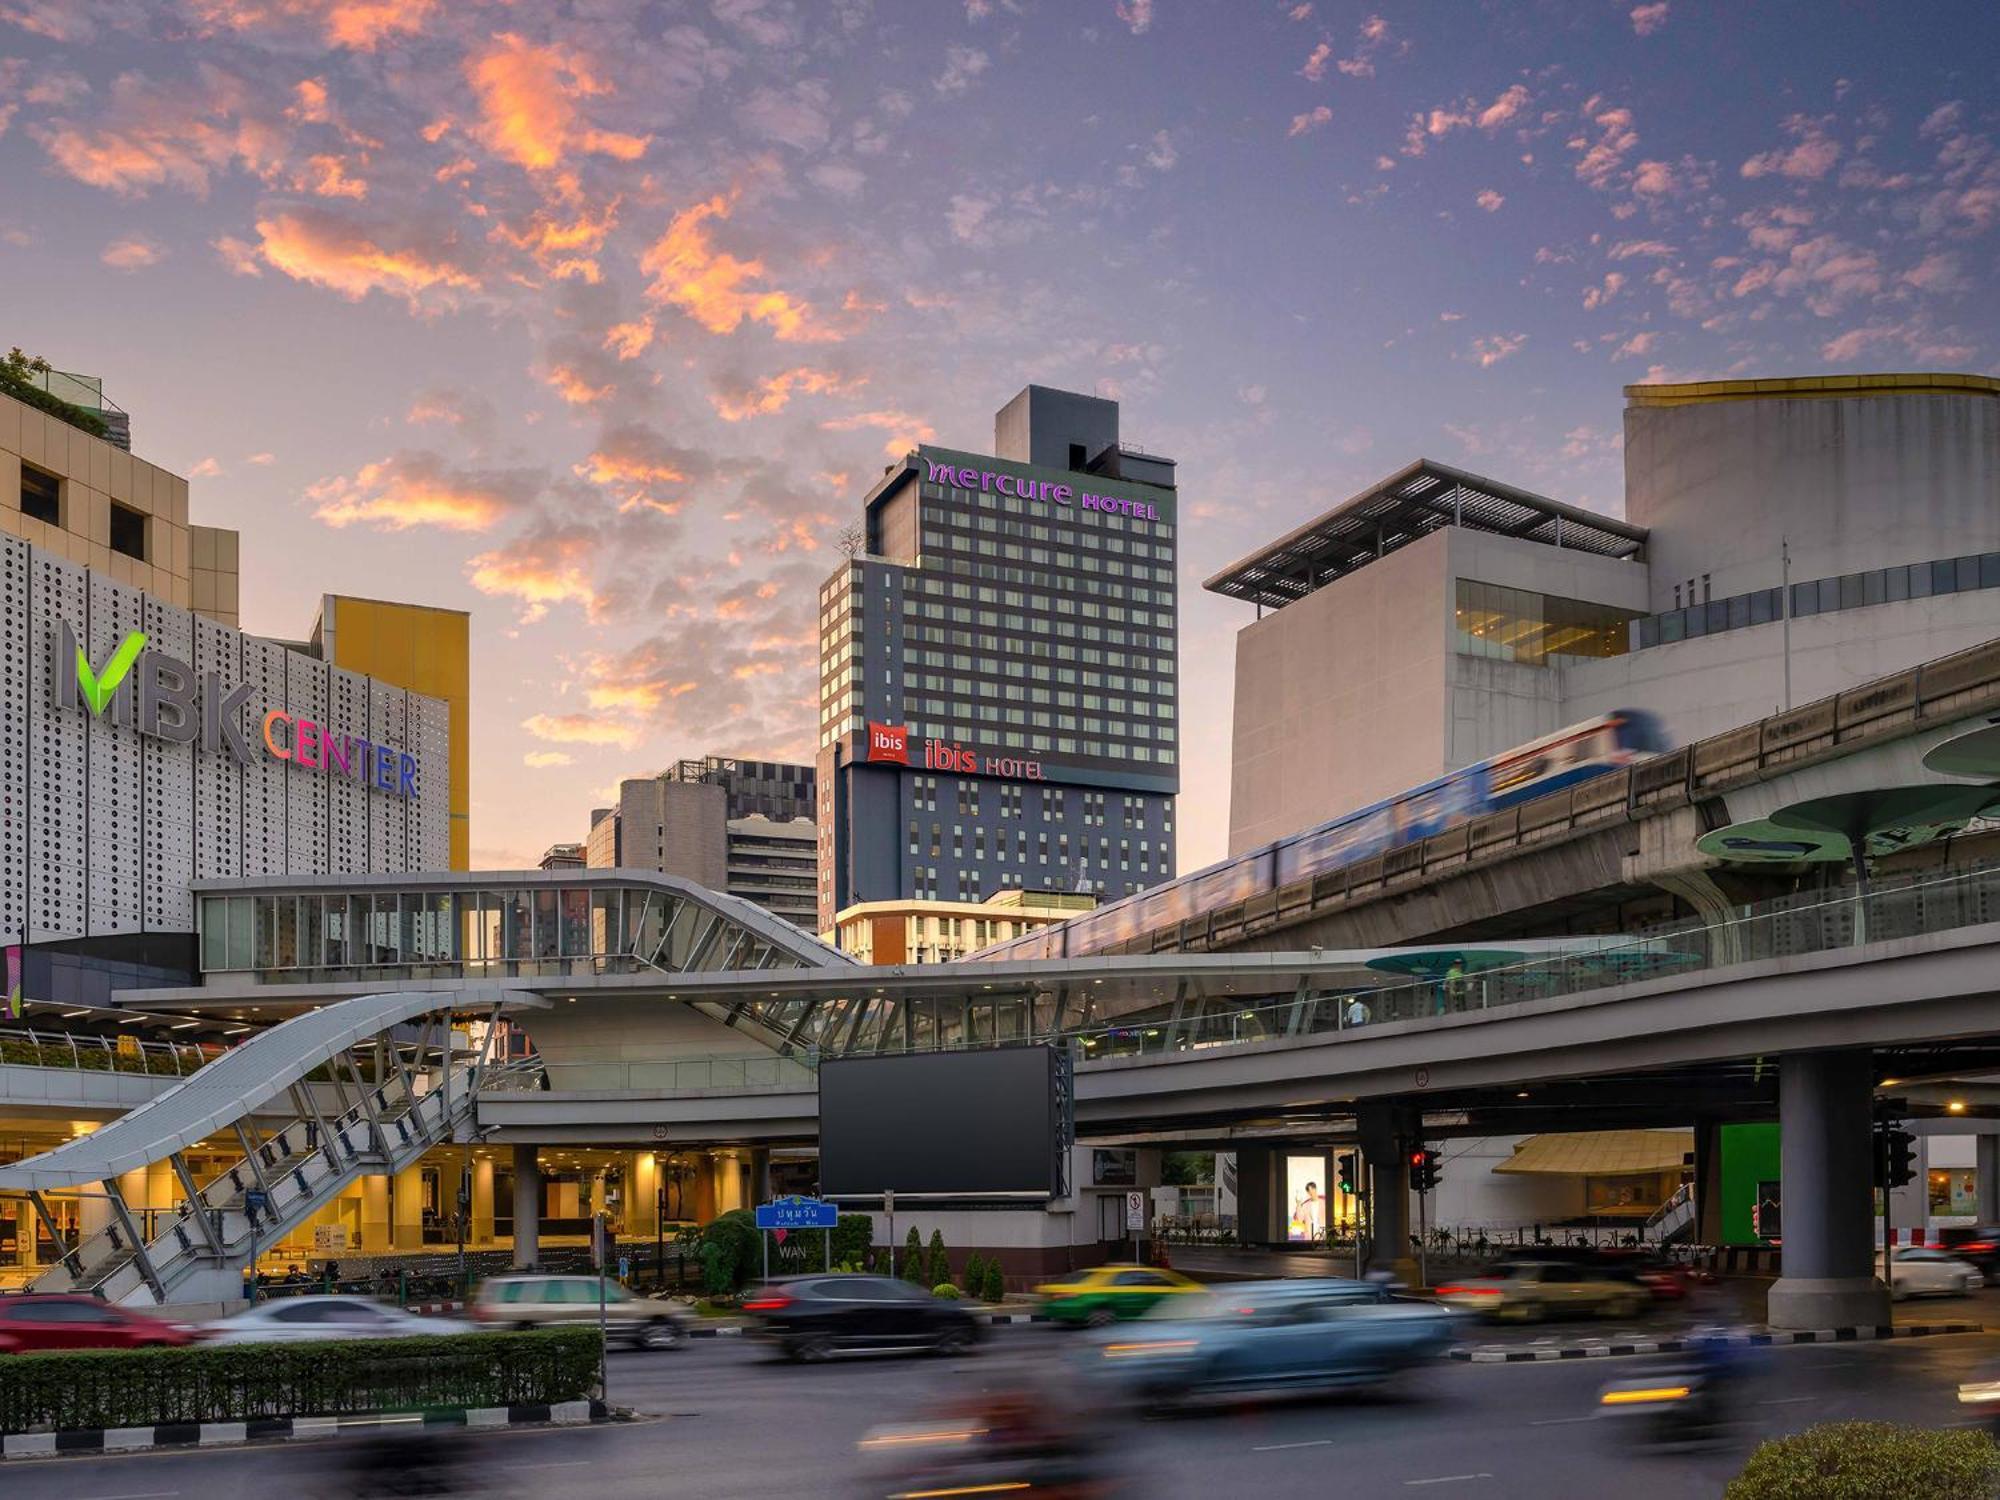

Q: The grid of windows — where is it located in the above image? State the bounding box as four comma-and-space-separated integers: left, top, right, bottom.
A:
1453, 579, 1636, 666
1630, 551, 2000, 650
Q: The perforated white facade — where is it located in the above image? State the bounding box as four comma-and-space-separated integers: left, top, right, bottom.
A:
0, 534, 451, 944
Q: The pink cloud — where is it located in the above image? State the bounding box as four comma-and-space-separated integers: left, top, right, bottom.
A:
1115, 0, 1153, 34
1475, 187, 1504, 212
1629, 2, 1669, 35
1301, 42, 1331, 82
1288, 104, 1332, 138
1740, 114, 1840, 180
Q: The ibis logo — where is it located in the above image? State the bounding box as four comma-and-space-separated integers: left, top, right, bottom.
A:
73, 628, 148, 715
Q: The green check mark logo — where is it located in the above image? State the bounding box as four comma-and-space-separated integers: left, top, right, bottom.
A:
75, 629, 148, 715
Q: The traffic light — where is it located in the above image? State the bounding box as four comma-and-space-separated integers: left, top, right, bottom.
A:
1884, 1129, 1917, 1189
1410, 1148, 1441, 1193
1336, 1152, 1358, 1195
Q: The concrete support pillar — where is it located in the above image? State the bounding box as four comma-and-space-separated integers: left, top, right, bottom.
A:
1693, 1119, 1725, 1246
750, 1148, 772, 1208
692, 1158, 718, 1224
1980, 1136, 2000, 1226
1766, 1051, 1891, 1330
1356, 1103, 1417, 1283
472, 1158, 495, 1245
360, 1174, 391, 1253
715, 1151, 744, 1213
391, 1164, 424, 1252
511, 1145, 541, 1269
630, 1154, 658, 1238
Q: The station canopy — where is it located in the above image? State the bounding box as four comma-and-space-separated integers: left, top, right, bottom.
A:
1202, 459, 1648, 612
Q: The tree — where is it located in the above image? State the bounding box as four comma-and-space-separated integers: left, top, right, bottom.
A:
927, 1229, 950, 1290
835, 520, 867, 557
902, 1226, 927, 1285
697, 1209, 760, 1295
963, 1252, 987, 1300
1162, 1151, 1215, 1187
982, 1259, 1006, 1303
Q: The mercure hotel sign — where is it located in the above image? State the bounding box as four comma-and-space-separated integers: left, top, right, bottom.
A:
922, 458, 1165, 524
53, 621, 422, 798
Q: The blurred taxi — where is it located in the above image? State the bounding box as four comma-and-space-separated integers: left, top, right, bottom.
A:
1091, 1278, 1460, 1406
1435, 1260, 1649, 1322
1035, 1264, 1204, 1327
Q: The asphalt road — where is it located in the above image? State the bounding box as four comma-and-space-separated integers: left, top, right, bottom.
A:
6, 1325, 1996, 1499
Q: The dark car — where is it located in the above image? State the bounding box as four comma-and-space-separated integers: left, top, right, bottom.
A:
0, 1294, 200, 1352
1597, 1250, 1692, 1301
1938, 1226, 2000, 1284
742, 1275, 981, 1362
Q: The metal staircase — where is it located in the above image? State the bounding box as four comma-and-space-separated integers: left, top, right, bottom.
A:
1643, 1181, 1697, 1247
0, 991, 534, 1308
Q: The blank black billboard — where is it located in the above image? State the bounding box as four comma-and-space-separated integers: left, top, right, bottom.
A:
819, 1047, 1059, 1198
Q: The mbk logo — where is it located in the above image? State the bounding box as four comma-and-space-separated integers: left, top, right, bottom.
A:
54, 622, 255, 765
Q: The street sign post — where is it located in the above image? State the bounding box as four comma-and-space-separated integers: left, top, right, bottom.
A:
592, 1212, 610, 1403
756, 1196, 840, 1279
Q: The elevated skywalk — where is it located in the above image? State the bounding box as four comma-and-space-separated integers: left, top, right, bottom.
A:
0, 990, 541, 1306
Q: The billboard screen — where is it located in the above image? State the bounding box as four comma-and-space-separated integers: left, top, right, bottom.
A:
819, 1047, 1060, 1198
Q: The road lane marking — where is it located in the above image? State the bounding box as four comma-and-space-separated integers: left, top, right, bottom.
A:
517, 1461, 592, 1469
1404, 1475, 1494, 1486
1528, 1415, 1594, 1425
1758, 1396, 1817, 1405
78, 1493, 181, 1500
1253, 1439, 1332, 1451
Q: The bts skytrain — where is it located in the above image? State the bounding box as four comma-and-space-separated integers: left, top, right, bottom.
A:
976, 709, 1668, 961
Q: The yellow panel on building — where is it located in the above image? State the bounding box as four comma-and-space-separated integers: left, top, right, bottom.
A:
313, 595, 472, 870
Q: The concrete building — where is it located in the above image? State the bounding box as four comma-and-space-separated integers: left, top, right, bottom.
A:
817, 385, 1179, 930
2, 382, 240, 625
539, 842, 586, 871
829, 887, 1097, 963
589, 756, 817, 928
1216, 373, 2000, 855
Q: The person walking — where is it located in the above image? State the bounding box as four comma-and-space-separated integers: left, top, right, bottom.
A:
1346, 996, 1371, 1028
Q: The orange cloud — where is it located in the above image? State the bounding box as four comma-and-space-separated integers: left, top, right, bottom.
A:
252, 210, 477, 303
711, 366, 863, 421
304, 152, 367, 198
584, 681, 662, 713
187, 0, 435, 49
603, 315, 655, 359
542, 362, 613, 405
466, 32, 649, 172
523, 750, 574, 768
520, 712, 635, 747
309, 451, 529, 531
640, 191, 834, 341
819, 408, 936, 457
470, 530, 601, 621
100, 235, 165, 270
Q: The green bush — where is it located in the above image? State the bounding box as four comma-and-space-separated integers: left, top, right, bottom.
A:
901, 1226, 927, 1285
932, 1284, 961, 1300
698, 1208, 760, 1294
983, 1260, 1006, 1302
0, 351, 107, 441
0, 1329, 601, 1435
1724, 1422, 2000, 1500
963, 1252, 987, 1299
927, 1229, 950, 1290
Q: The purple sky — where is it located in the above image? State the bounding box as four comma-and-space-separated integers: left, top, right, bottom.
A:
2, 0, 1993, 873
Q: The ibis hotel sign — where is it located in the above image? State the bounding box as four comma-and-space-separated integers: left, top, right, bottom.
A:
53, 622, 421, 798
866, 721, 1043, 781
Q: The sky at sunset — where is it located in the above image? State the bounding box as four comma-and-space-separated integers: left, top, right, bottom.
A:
2, 0, 1994, 874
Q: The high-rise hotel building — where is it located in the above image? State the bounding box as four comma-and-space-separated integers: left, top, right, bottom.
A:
815, 386, 1179, 932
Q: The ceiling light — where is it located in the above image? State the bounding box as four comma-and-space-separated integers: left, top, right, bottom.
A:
1949, 1100, 1968, 1114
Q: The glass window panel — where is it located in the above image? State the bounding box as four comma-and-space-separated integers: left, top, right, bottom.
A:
1838, 573, 1864, 610
1909, 562, 1932, 598
560, 888, 589, 956
1862, 569, 1887, 606
322, 896, 347, 966
1790, 583, 1818, 617
1817, 578, 1840, 612
1748, 589, 1774, 626
275, 896, 298, 968
1660, 609, 1685, 643
1958, 556, 1980, 592
299, 894, 323, 967
1933, 560, 1958, 595
1727, 593, 1751, 630
590, 888, 622, 962
1685, 604, 1708, 638
501, 890, 531, 960
201, 898, 228, 971
1887, 565, 1911, 601
254, 897, 278, 969
1706, 600, 1727, 634
533, 889, 559, 959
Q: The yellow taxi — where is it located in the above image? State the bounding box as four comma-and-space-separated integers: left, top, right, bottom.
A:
1034, 1264, 1206, 1327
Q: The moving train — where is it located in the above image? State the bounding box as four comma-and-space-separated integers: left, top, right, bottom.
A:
977, 709, 1669, 961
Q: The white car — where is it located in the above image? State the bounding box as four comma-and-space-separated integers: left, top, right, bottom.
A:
1883, 1247, 1982, 1300
202, 1295, 470, 1344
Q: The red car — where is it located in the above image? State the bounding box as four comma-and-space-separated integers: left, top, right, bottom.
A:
1598, 1251, 1693, 1301
0, 1294, 200, 1352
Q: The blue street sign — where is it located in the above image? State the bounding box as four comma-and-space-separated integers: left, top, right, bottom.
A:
755, 1195, 838, 1231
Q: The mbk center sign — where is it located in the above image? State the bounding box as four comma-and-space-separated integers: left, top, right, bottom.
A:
52, 621, 423, 799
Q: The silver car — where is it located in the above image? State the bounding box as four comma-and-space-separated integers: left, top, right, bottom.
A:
472, 1274, 691, 1349
202, 1296, 468, 1345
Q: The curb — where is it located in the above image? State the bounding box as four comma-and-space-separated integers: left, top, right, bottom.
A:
681, 1310, 1049, 1336
1, 1400, 614, 1460
1451, 1322, 1984, 1363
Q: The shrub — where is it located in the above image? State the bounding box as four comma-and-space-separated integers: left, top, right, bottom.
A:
963, 1252, 987, 1299
1724, 1422, 2000, 1500
983, 1260, 1006, 1302
932, 1284, 962, 1300
698, 1209, 761, 1294
927, 1229, 950, 1290
0, 350, 107, 441
901, 1227, 927, 1285
0, 1329, 601, 1435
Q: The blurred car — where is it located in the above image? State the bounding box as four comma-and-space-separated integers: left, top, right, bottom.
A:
0, 1293, 200, 1352
1598, 1250, 1692, 1301
1435, 1260, 1649, 1322
1938, 1226, 2000, 1284
742, 1274, 980, 1362
1883, 1246, 1982, 1300
1091, 1278, 1460, 1405
471, 1274, 690, 1350
1035, 1264, 1205, 1328
201, 1295, 468, 1345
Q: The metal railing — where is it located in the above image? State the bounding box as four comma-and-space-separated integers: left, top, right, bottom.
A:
495, 1052, 817, 1094
0, 1028, 226, 1077
1074, 860, 2000, 1061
